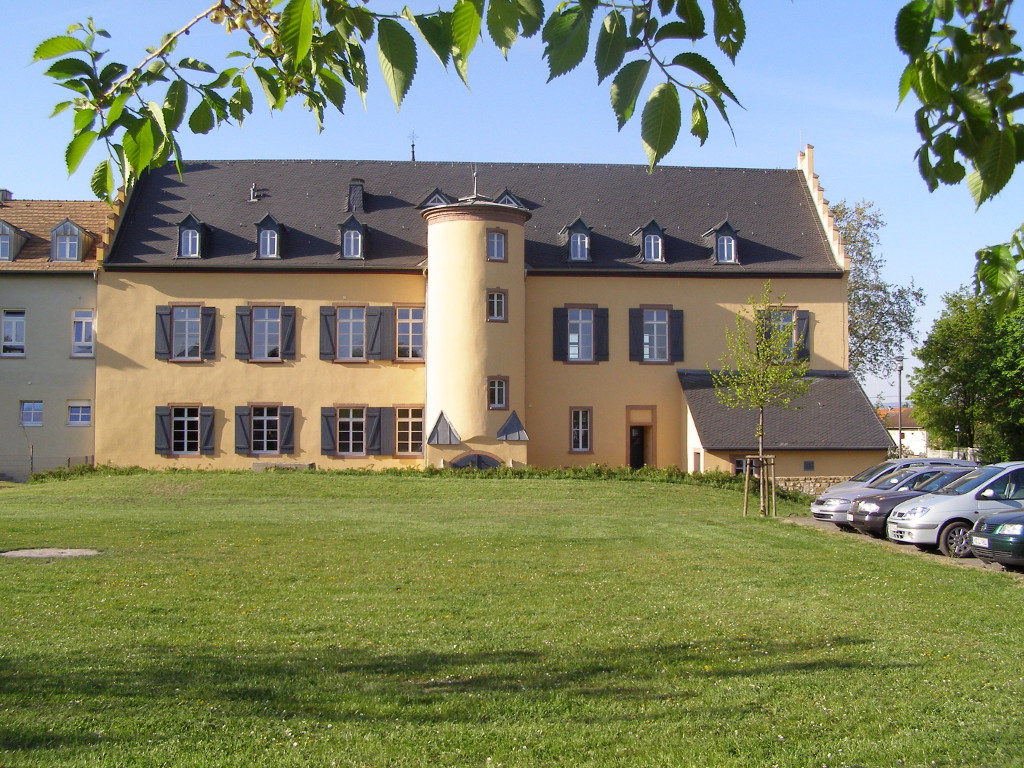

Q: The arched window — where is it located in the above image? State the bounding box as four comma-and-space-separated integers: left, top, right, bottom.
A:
179, 228, 200, 258
570, 232, 589, 262
343, 229, 362, 259
717, 234, 736, 263
643, 233, 663, 263
258, 228, 278, 259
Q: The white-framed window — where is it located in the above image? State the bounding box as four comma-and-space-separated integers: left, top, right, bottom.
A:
570, 232, 589, 261
258, 228, 279, 259
487, 377, 508, 410
717, 234, 736, 263
487, 290, 507, 322
396, 407, 424, 454
0, 233, 11, 261
567, 308, 594, 362
571, 408, 592, 453
770, 308, 798, 358
337, 407, 366, 454
20, 400, 43, 427
172, 406, 200, 454
336, 306, 366, 360
396, 306, 424, 360
51, 221, 83, 261
2, 309, 26, 356
71, 309, 94, 357
67, 401, 91, 426
251, 406, 280, 454
179, 228, 200, 258
643, 308, 669, 361
487, 230, 507, 262
342, 229, 362, 259
172, 306, 202, 360
252, 306, 282, 360
643, 234, 663, 263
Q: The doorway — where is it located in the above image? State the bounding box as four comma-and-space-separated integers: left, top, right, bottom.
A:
629, 426, 647, 469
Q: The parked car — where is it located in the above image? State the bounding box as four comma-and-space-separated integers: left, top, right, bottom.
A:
810, 466, 968, 528
887, 462, 1024, 557
969, 511, 1024, 568
849, 468, 974, 537
818, 457, 978, 496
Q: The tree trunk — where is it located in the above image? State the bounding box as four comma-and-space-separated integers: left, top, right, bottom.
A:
758, 406, 766, 516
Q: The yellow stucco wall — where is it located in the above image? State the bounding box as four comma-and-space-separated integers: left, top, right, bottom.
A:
702, 449, 888, 478
0, 274, 96, 479
95, 272, 426, 470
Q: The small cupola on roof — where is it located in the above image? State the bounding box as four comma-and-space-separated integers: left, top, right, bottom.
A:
560, 218, 592, 262
703, 220, 739, 264
50, 218, 92, 262
632, 220, 666, 263
339, 215, 365, 259
177, 214, 206, 259
255, 214, 283, 259
0, 219, 28, 261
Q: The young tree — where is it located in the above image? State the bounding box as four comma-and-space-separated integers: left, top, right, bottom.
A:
710, 282, 810, 515
832, 199, 925, 381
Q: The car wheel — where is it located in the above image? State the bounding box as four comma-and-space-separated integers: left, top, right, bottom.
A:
938, 521, 973, 558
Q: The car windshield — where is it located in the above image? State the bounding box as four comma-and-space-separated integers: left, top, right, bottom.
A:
849, 461, 893, 483
937, 466, 1005, 495
919, 470, 969, 493
867, 468, 916, 489
906, 471, 942, 490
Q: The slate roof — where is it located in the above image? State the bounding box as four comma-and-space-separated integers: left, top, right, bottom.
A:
678, 370, 893, 451
107, 160, 843, 275
0, 198, 109, 272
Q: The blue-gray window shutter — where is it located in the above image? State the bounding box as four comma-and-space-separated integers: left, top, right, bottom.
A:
199, 406, 215, 455
552, 307, 568, 361
321, 407, 337, 454
319, 307, 336, 359
628, 308, 643, 361
155, 406, 171, 454
795, 310, 811, 361
234, 406, 250, 454
200, 307, 217, 360
365, 307, 395, 360
155, 306, 171, 360
279, 406, 295, 453
281, 306, 297, 360
365, 407, 395, 455
669, 309, 684, 362
235, 307, 251, 360
595, 308, 609, 362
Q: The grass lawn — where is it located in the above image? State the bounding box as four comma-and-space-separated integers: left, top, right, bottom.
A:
1, 471, 1023, 767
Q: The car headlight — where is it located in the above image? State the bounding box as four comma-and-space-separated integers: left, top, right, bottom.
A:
899, 506, 930, 519
822, 498, 847, 508
859, 502, 880, 514
996, 523, 1024, 536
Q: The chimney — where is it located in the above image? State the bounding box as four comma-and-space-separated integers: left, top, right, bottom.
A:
348, 178, 364, 213
0, 189, 12, 204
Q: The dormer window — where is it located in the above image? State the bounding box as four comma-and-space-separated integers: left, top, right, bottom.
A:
339, 216, 365, 259
256, 214, 282, 259
418, 188, 453, 208
177, 215, 204, 259
562, 218, 592, 262
0, 220, 27, 262
633, 221, 666, 263
644, 234, 662, 262
704, 220, 740, 264
495, 188, 525, 208
51, 219, 87, 262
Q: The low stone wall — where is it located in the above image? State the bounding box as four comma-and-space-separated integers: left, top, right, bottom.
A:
777, 476, 846, 496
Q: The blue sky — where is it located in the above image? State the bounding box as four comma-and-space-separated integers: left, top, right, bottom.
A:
3, 1, 1022, 403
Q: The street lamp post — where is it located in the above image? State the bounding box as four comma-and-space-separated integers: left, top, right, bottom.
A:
896, 357, 904, 457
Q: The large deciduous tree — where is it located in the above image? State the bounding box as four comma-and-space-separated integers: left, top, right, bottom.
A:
710, 282, 810, 516
32, 1, 1023, 308
832, 199, 925, 381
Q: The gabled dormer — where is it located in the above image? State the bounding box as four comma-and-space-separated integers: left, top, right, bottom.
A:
703, 220, 739, 264
51, 219, 92, 262
495, 188, 525, 208
418, 188, 454, 208
339, 215, 365, 260
0, 219, 28, 262
632, 220, 666, 263
177, 214, 205, 259
255, 214, 283, 259
560, 218, 592, 262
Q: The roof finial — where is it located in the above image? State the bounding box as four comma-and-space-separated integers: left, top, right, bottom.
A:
472, 164, 478, 198
409, 129, 417, 162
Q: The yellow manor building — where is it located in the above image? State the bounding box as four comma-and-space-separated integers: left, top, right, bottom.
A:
95, 147, 891, 477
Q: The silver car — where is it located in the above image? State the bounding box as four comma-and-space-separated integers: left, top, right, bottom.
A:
811, 467, 958, 527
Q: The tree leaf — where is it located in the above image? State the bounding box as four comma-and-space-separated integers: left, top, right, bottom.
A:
177, 57, 215, 73
90, 158, 114, 202
542, 5, 593, 81
641, 83, 681, 169
65, 130, 97, 175
976, 243, 1021, 314
44, 57, 94, 80
452, 0, 483, 85
973, 129, 1017, 205
73, 107, 96, 135
595, 11, 627, 84
123, 119, 156, 174
229, 76, 253, 122
895, 0, 934, 56
318, 68, 347, 113
403, 9, 452, 68
163, 80, 188, 132
673, 0, 706, 39
671, 51, 739, 104
50, 101, 73, 118
254, 66, 285, 110
280, 0, 316, 66
377, 18, 418, 109
188, 99, 215, 135
515, 0, 545, 38
146, 101, 168, 144
952, 86, 992, 123
690, 96, 708, 145
33, 36, 88, 61
610, 59, 650, 130
487, 0, 519, 57
710, 0, 745, 62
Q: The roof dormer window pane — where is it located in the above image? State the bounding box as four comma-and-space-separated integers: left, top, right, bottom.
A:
343, 229, 362, 259
643, 234, 663, 263
180, 228, 200, 258
717, 234, 736, 263
570, 232, 589, 262
0, 234, 10, 262
258, 228, 278, 259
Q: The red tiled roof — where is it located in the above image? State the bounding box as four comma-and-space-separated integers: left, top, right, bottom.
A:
0, 198, 110, 272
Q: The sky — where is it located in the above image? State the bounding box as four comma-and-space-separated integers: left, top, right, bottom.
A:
2, 1, 1022, 404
